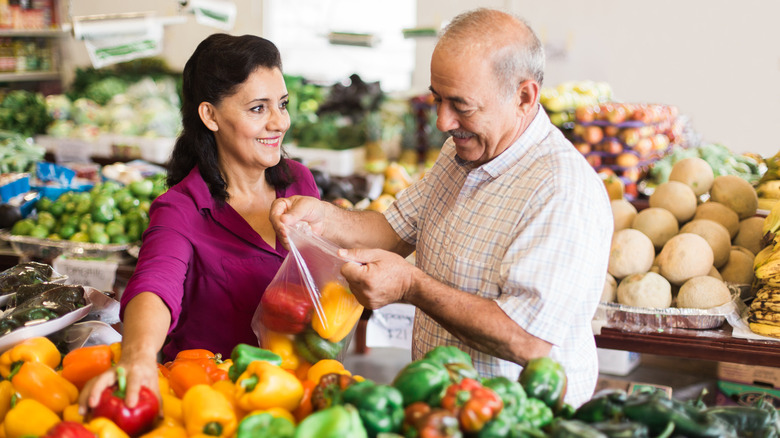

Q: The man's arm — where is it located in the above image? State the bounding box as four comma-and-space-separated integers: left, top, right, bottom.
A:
340, 248, 551, 366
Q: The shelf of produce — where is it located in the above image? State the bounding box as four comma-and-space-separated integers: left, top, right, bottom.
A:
0, 28, 66, 37
0, 71, 60, 82
595, 326, 780, 367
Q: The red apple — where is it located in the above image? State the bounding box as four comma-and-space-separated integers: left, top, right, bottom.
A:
583, 125, 604, 145
602, 139, 623, 155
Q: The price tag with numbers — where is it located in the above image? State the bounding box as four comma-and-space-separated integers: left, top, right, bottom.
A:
366, 303, 415, 349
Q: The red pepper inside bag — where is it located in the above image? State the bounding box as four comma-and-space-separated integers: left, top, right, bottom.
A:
251, 223, 364, 363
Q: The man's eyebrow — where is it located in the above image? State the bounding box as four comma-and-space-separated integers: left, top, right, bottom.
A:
428, 86, 468, 105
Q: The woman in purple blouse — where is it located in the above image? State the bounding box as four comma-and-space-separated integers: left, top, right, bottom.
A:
79, 33, 319, 410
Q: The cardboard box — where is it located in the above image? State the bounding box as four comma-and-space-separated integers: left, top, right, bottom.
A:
597, 348, 641, 376
716, 362, 780, 408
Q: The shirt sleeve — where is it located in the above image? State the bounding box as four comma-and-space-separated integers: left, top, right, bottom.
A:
384, 170, 433, 246
120, 193, 193, 332
495, 176, 611, 347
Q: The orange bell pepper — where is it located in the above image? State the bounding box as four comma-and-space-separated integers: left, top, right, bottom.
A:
11, 361, 78, 413
311, 282, 364, 342
0, 337, 61, 378
167, 360, 211, 399
307, 359, 350, 384
4, 398, 61, 438
167, 349, 228, 393
292, 379, 316, 423
61, 344, 113, 389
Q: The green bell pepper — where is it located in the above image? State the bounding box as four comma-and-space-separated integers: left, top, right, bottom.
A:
228, 343, 282, 382
294, 404, 368, 438
342, 380, 404, 438
509, 423, 547, 438
478, 410, 514, 438
590, 421, 652, 438
574, 389, 627, 423
704, 404, 779, 437
482, 376, 527, 418
424, 345, 479, 383
294, 328, 346, 363
518, 397, 553, 429
236, 412, 295, 438
392, 358, 451, 407
518, 357, 567, 413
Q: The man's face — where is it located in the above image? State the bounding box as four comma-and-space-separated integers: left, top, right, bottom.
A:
429, 45, 525, 166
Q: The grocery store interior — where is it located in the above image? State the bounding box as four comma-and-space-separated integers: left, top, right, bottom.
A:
0, 0, 778, 434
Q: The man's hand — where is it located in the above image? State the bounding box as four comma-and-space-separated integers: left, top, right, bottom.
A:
270, 196, 327, 249
339, 248, 419, 309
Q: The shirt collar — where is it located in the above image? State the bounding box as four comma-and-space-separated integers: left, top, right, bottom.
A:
180, 166, 220, 212
469, 104, 552, 179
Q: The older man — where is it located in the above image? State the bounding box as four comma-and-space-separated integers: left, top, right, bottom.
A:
271, 8, 612, 406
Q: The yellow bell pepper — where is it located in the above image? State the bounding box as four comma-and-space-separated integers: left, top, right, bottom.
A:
307, 359, 351, 384
63, 403, 84, 423
311, 281, 364, 342
4, 398, 60, 438
0, 381, 14, 423
216, 359, 232, 374
211, 379, 246, 420
140, 424, 189, 438
162, 393, 183, 426
159, 374, 171, 396
181, 384, 237, 437
11, 360, 78, 413
264, 331, 300, 370
86, 417, 130, 438
109, 342, 122, 363
234, 361, 303, 412
0, 336, 61, 378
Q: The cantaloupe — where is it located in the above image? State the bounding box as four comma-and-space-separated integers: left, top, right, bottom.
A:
708, 266, 723, 280
719, 247, 755, 285
693, 202, 740, 239
608, 229, 655, 279
611, 199, 637, 232
679, 219, 732, 268
632, 207, 679, 250
676, 276, 731, 309
668, 157, 715, 196
617, 272, 672, 308
710, 175, 758, 220
657, 233, 714, 285
733, 217, 765, 256
649, 181, 697, 223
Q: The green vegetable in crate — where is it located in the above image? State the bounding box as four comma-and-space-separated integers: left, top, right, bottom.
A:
392, 358, 451, 407
294, 403, 368, 438
341, 380, 405, 437
517, 398, 554, 430
703, 396, 779, 437
622, 389, 735, 437
0, 90, 51, 137
227, 343, 282, 383
481, 376, 527, 418
518, 357, 567, 413
573, 389, 627, 423
423, 345, 479, 382
547, 419, 609, 438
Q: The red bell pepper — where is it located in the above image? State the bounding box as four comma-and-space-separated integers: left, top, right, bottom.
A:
440, 377, 503, 433
90, 366, 159, 436
43, 421, 96, 438
259, 283, 314, 334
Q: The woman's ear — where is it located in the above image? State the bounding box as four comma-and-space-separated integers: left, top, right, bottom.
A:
198, 102, 218, 132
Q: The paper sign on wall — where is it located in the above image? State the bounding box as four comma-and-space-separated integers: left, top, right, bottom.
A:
366, 303, 415, 349
52, 256, 119, 292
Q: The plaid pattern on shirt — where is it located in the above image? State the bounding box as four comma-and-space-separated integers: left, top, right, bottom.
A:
385, 108, 613, 407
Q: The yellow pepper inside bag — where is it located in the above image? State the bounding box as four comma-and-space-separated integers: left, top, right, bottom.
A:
311, 281, 364, 342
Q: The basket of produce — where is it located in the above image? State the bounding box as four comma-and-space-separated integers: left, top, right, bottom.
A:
0, 229, 130, 260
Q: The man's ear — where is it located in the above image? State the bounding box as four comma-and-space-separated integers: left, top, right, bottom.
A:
516, 80, 539, 116
199, 102, 218, 132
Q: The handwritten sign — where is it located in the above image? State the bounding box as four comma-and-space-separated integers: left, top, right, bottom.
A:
366, 303, 415, 349
52, 256, 118, 292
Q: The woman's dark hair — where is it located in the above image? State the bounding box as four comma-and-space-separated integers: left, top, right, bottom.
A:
167, 33, 293, 202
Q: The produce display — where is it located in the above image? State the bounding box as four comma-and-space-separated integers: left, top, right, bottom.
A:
8, 176, 164, 244
0, 131, 46, 174
539, 81, 613, 132
0, 336, 773, 437
605, 157, 763, 316
749, 202, 780, 337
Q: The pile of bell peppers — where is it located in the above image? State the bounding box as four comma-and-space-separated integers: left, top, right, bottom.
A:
1, 337, 776, 438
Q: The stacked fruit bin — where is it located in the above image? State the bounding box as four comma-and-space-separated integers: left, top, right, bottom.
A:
539, 81, 613, 141
571, 103, 683, 199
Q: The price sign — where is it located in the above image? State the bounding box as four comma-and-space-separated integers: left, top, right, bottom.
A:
366, 303, 415, 349
52, 256, 118, 292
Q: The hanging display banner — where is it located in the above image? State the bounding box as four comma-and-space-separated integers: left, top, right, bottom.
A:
73, 16, 163, 69
190, 0, 236, 31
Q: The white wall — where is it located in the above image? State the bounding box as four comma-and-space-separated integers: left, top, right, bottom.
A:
59, 1, 780, 158
412, 0, 780, 158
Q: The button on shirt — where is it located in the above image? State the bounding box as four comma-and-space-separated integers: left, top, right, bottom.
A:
385, 108, 613, 406
120, 162, 319, 362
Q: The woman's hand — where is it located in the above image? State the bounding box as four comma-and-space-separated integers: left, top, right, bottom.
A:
78, 352, 161, 416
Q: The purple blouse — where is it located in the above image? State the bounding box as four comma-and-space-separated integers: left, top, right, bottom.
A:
120, 161, 319, 361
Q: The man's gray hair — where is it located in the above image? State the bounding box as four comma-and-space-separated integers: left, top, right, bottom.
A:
441, 8, 545, 98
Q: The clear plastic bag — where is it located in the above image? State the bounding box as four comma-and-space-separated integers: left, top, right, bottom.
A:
251, 223, 363, 368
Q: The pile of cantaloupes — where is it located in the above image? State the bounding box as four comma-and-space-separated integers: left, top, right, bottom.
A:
604, 157, 762, 310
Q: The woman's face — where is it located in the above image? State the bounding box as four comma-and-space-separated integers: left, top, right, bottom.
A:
207, 67, 290, 171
